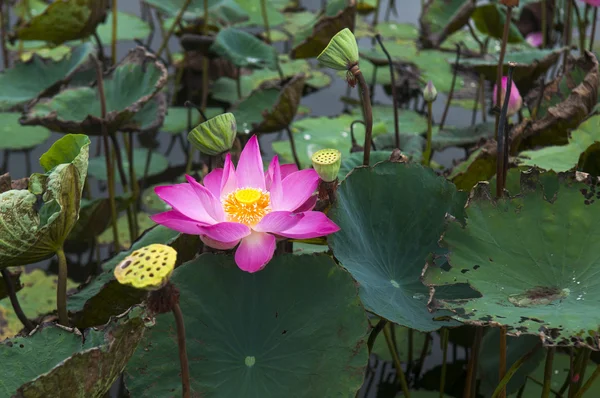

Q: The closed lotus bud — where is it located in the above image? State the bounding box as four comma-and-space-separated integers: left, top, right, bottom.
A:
493, 76, 523, 117
317, 28, 359, 71
423, 80, 437, 103
312, 149, 342, 183
187, 112, 237, 156
525, 32, 543, 48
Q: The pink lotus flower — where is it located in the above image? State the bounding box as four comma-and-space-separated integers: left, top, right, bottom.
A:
493, 76, 523, 117
580, 0, 600, 7
525, 32, 543, 48
151, 135, 340, 273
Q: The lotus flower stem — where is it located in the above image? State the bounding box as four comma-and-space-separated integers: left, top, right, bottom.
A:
352, 67, 373, 166
494, 4, 513, 141
542, 347, 555, 398
463, 327, 483, 398
562, 0, 573, 74
574, 364, 600, 398
56, 247, 69, 326
157, 0, 192, 58
383, 323, 410, 397
260, 0, 272, 44
439, 44, 461, 131
92, 32, 107, 66
285, 127, 302, 169
95, 57, 120, 250
125, 132, 140, 237
111, 0, 117, 65
172, 302, 191, 398
499, 326, 508, 398
366, 318, 386, 353
0, 0, 9, 69
574, 2, 586, 53
407, 327, 413, 368
0, 269, 33, 332
479, 74, 487, 123
423, 101, 433, 166
108, 131, 136, 245
572, 348, 592, 395
542, 0, 547, 47
590, 7, 598, 52
495, 62, 515, 198
372, 0, 382, 27
375, 34, 400, 148
467, 21, 485, 54
491, 343, 542, 398
414, 332, 431, 381
236, 67, 242, 99
440, 328, 449, 398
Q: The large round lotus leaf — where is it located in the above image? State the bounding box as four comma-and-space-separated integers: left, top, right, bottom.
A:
162, 107, 222, 135
87, 148, 168, 182
125, 253, 369, 397
350, 105, 428, 136
0, 134, 90, 269
329, 161, 467, 331
144, 0, 247, 23
517, 115, 600, 172
233, 0, 285, 28
419, 0, 476, 48
338, 151, 394, 180
67, 226, 198, 329
425, 170, 600, 348
211, 27, 278, 69
376, 22, 419, 40
0, 43, 94, 110
478, 328, 545, 397
0, 269, 78, 339
97, 212, 156, 250
0, 113, 50, 150
96, 11, 151, 43
432, 122, 496, 151
21, 47, 168, 136
373, 133, 425, 161
12, 0, 108, 45
0, 307, 145, 397
471, 4, 524, 44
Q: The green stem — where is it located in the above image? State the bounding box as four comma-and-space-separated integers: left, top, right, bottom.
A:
374, 34, 400, 148
439, 44, 461, 131
367, 318, 387, 354
56, 247, 69, 326
172, 302, 191, 398
495, 5, 512, 141
156, 0, 192, 58
573, 1, 585, 53
573, 348, 592, 395
499, 326, 507, 398
463, 327, 483, 398
590, 7, 598, 52
383, 323, 410, 397
125, 132, 139, 238
260, 0, 271, 44
354, 69, 373, 166
285, 126, 301, 170
542, 347, 555, 398
0, 269, 34, 332
0, 0, 9, 69
574, 365, 600, 398
491, 343, 542, 398
440, 328, 449, 398
542, 0, 548, 47
563, 0, 573, 74
372, 0, 381, 27
423, 101, 433, 166
111, 0, 117, 65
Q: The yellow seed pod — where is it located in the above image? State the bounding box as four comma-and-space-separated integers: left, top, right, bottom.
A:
311, 149, 342, 183
114, 244, 177, 291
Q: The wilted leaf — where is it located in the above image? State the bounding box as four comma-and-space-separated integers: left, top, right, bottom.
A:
420, 0, 476, 48
449, 144, 499, 191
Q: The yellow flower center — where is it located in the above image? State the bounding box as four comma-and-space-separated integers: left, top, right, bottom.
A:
223, 188, 271, 226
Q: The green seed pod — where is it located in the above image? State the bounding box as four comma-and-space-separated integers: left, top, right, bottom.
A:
312, 149, 342, 182
317, 28, 359, 71
187, 112, 237, 156
423, 80, 438, 103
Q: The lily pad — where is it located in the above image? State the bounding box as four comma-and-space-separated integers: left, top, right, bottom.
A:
97, 212, 156, 250
0, 113, 50, 150
211, 27, 278, 70
291, 0, 357, 59
234, 0, 285, 28
350, 105, 428, 136
432, 122, 495, 150
376, 22, 419, 40
0, 307, 145, 397
0, 134, 90, 269
67, 225, 199, 329
144, 0, 248, 24
449, 144, 498, 191
0, 269, 78, 339
21, 47, 168, 136
329, 161, 466, 331
471, 4, 525, 44
425, 170, 600, 349
162, 106, 222, 135
0, 43, 94, 110
96, 10, 151, 43
338, 151, 394, 180
12, 0, 109, 45
87, 148, 168, 182
125, 253, 369, 397
419, 0, 476, 48
233, 74, 305, 134
6, 41, 71, 63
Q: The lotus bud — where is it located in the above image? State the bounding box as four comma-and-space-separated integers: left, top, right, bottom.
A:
317, 28, 359, 71
187, 112, 237, 156
114, 244, 177, 291
312, 149, 342, 183
493, 76, 523, 117
423, 80, 437, 103
525, 32, 543, 48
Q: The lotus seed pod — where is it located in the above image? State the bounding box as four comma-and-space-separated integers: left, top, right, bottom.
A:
114, 244, 177, 291
187, 112, 237, 156
423, 80, 438, 103
317, 28, 359, 71
312, 149, 342, 182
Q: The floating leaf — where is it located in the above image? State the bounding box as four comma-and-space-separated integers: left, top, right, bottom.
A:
97, 212, 156, 249
350, 105, 428, 136
376, 22, 419, 40
211, 27, 278, 69
419, 0, 476, 48
162, 106, 222, 135
12, 0, 109, 45
425, 170, 600, 349
471, 4, 525, 44
234, 0, 285, 28
329, 162, 466, 331
96, 10, 151, 43
291, 0, 357, 59
0, 307, 145, 397
432, 122, 495, 150
21, 47, 168, 136
145, 0, 248, 23
449, 144, 497, 191
125, 253, 369, 396
87, 148, 168, 182
0, 269, 78, 339
0, 134, 90, 269
67, 226, 199, 329
6, 41, 71, 63
338, 151, 394, 180
0, 43, 94, 110
0, 113, 50, 150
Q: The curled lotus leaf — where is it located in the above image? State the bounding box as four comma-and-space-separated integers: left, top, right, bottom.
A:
471, 4, 524, 44
211, 27, 278, 70
448, 144, 500, 192
0, 307, 145, 397
21, 47, 168, 136
12, 0, 109, 45
419, 0, 476, 49
425, 169, 600, 349
0, 134, 90, 269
